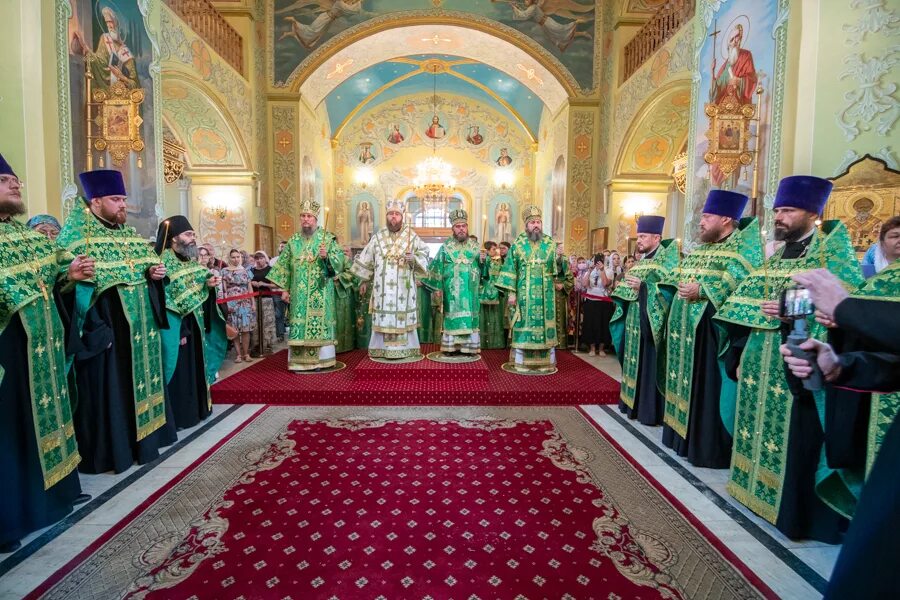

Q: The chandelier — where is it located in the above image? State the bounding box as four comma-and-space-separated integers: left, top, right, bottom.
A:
413, 60, 455, 206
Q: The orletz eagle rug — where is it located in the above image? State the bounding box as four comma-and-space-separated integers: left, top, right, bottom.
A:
29, 407, 775, 599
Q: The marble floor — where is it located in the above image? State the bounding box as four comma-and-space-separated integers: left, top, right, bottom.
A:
0, 349, 835, 599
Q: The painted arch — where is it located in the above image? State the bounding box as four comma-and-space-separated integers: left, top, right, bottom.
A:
614, 80, 692, 178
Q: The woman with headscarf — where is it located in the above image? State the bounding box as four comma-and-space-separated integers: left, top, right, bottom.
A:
26, 214, 61, 241
249, 250, 278, 356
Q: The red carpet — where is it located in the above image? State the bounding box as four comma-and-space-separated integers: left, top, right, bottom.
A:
211, 346, 620, 405
28, 407, 774, 599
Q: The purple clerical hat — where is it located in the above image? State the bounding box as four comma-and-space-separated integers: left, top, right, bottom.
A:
79, 169, 127, 202
636, 215, 665, 235
702, 190, 748, 220
772, 175, 832, 215
0, 153, 17, 178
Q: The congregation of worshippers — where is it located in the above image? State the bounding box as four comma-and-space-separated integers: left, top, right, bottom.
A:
2, 153, 899, 596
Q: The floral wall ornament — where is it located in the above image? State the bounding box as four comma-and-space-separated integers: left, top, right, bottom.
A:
836, 47, 900, 141
843, 0, 899, 46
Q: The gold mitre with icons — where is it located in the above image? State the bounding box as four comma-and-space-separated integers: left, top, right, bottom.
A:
385, 198, 407, 214
298, 198, 321, 216
521, 204, 542, 223
449, 208, 468, 225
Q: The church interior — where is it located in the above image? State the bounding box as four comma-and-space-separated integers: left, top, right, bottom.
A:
0, 0, 898, 598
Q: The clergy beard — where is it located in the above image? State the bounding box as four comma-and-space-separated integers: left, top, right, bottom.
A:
174, 240, 198, 259
774, 220, 811, 242
387, 221, 402, 233
699, 223, 724, 243
301, 224, 316, 237
454, 231, 468, 242
0, 198, 26, 216
527, 229, 542, 242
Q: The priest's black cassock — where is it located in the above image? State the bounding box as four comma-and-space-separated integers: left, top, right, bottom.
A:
155, 216, 213, 430
67, 235, 171, 473
60, 170, 172, 475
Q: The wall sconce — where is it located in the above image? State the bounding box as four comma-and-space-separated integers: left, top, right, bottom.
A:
493, 168, 515, 190
354, 166, 376, 189
203, 193, 238, 220
622, 197, 654, 223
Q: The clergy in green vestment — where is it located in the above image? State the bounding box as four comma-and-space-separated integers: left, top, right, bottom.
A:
553, 243, 575, 349
154, 215, 226, 430
714, 175, 863, 543
659, 191, 763, 468
58, 169, 170, 474
268, 198, 344, 371
0, 153, 92, 552
610, 215, 679, 426
334, 246, 357, 353
496, 205, 563, 374
480, 241, 506, 349
425, 209, 486, 356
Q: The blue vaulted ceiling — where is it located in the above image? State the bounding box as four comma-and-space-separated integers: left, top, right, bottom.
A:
324, 55, 545, 140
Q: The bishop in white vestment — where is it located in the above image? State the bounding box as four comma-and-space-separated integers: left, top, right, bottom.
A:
351, 199, 429, 361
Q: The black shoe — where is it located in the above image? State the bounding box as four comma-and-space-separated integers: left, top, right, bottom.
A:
0, 540, 21, 553
73, 493, 92, 506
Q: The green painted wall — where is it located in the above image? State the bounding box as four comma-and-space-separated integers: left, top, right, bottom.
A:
782, 0, 899, 178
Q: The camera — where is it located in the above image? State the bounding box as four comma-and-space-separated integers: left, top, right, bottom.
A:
779, 285, 823, 391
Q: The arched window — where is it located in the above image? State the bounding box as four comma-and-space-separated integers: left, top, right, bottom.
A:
403, 192, 464, 228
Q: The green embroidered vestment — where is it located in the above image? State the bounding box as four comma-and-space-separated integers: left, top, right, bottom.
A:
714, 222, 863, 525
610, 240, 679, 410
661, 218, 763, 438
57, 206, 167, 441
268, 228, 343, 355
159, 250, 226, 392
495, 233, 560, 354
0, 219, 81, 489
425, 238, 483, 336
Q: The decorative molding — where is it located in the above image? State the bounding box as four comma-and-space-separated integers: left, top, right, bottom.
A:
55, 0, 77, 213
271, 105, 297, 220
873, 145, 899, 170
836, 46, 900, 141
844, 0, 899, 46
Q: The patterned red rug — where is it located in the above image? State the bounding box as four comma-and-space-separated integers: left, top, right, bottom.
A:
211, 346, 620, 405
30, 407, 774, 599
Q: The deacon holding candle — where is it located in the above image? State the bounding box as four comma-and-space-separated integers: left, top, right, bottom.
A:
268, 198, 344, 371
57, 169, 170, 474
714, 175, 863, 542
659, 190, 763, 468
609, 215, 679, 425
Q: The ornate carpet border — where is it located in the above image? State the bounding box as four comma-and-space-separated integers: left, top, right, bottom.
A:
25, 405, 269, 600
28, 406, 777, 599
575, 406, 778, 599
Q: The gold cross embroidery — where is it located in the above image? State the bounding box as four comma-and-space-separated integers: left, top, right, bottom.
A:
742, 375, 757, 387
764, 439, 779, 453
40, 394, 51, 408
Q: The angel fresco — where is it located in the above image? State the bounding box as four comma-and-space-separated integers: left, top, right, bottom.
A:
495, 0, 593, 52
278, 0, 363, 50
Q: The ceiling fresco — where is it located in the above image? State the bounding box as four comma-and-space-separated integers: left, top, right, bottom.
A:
325, 55, 545, 139
272, 0, 595, 91
297, 24, 570, 112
